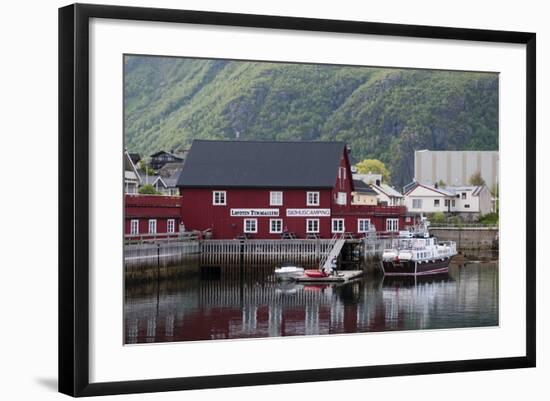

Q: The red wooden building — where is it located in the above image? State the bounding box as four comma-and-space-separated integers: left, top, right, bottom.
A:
176, 140, 408, 239
124, 194, 182, 237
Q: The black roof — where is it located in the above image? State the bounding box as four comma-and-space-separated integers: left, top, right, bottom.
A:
177, 140, 347, 188
128, 153, 141, 164
403, 181, 418, 194
150, 150, 184, 159
352, 179, 377, 194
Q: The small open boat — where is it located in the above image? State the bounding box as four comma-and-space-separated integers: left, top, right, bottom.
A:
304, 269, 329, 278
274, 263, 304, 280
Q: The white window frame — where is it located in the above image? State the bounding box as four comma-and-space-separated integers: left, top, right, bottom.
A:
167, 219, 175, 233
412, 198, 423, 209
270, 191, 283, 206
357, 218, 371, 233
434, 199, 440, 207
130, 219, 139, 235
269, 219, 283, 234
386, 218, 399, 232
336, 192, 347, 205
307, 191, 320, 206
212, 190, 226, 205
331, 218, 345, 233
148, 219, 157, 234
244, 218, 258, 233
306, 219, 320, 233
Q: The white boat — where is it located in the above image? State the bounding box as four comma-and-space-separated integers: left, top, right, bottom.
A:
380, 219, 457, 276
274, 264, 304, 280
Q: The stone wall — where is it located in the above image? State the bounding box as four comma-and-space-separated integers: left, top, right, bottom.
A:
429, 227, 498, 250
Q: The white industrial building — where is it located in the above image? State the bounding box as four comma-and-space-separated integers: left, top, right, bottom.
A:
414, 150, 499, 191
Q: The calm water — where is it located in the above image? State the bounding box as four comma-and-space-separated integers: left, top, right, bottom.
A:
124, 260, 499, 344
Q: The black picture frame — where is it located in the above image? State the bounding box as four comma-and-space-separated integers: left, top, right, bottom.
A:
59, 3, 536, 397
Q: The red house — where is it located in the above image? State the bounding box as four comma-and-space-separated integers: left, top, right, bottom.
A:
176, 140, 408, 239
125, 194, 182, 238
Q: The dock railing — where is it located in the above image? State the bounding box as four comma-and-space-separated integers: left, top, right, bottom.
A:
199, 238, 336, 266
124, 231, 198, 245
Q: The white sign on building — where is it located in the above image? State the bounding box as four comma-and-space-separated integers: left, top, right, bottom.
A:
286, 209, 331, 217
230, 209, 280, 217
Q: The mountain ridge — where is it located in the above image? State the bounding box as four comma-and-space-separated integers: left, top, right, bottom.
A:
124, 56, 498, 187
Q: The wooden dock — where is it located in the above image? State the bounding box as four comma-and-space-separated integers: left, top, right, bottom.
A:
295, 270, 364, 283
124, 232, 401, 272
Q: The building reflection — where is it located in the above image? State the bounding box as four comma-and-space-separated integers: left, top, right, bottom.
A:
124, 262, 498, 344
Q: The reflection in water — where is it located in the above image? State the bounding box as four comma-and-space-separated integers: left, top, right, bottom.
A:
124, 261, 498, 344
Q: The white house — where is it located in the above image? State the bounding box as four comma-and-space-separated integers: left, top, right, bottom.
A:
140, 175, 171, 195
353, 173, 404, 206
351, 179, 378, 206
403, 182, 493, 218
372, 184, 404, 206
124, 150, 141, 194
446, 185, 493, 215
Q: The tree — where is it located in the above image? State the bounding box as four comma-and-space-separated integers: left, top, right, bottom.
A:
468, 171, 486, 186
430, 212, 446, 224
355, 159, 391, 183
437, 179, 447, 188
138, 184, 160, 195
138, 160, 156, 176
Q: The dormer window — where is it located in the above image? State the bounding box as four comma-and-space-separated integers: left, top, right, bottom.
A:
270, 191, 283, 206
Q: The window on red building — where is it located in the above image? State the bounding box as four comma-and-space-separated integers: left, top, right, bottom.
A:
213, 191, 226, 205
130, 219, 139, 235
167, 219, 175, 233
270, 191, 283, 206
148, 219, 157, 234
386, 218, 399, 232
270, 219, 282, 233
244, 219, 257, 233
336, 192, 347, 205
358, 218, 370, 233
331, 218, 345, 233
307, 191, 319, 206
306, 219, 320, 233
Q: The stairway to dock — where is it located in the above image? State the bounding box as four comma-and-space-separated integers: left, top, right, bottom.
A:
319, 233, 346, 271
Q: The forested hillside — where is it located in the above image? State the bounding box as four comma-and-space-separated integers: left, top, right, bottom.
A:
124, 56, 498, 187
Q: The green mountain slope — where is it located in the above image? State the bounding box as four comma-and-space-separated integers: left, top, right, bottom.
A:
124, 56, 498, 187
